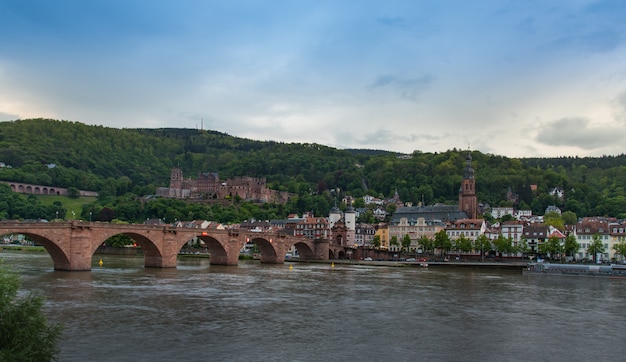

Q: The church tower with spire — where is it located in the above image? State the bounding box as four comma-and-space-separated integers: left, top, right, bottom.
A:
459, 152, 478, 219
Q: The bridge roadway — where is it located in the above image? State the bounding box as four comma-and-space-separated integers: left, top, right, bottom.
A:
0, 221, 335, 271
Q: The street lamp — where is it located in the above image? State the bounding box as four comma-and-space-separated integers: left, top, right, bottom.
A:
560, 241, 564, 263
89, 212, 92, 222
481, 242, 484, 263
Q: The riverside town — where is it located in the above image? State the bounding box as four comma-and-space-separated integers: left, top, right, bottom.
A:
2, 120, 626, 362
3, 152, 626, 268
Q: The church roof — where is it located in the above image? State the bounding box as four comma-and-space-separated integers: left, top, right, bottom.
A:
391, 205, 467, 223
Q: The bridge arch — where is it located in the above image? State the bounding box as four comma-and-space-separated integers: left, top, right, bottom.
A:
248, 236, 284, 264
92, 227, 201, 268
197, 235, 232, 265
0, 231, 71, 270
110, 232, 166, 268
290, 240, 315, 260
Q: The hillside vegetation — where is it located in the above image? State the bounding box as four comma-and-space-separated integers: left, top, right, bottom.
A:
0, 118, 624, 222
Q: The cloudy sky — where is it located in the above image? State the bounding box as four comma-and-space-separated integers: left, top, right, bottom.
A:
1, 0, 626, 158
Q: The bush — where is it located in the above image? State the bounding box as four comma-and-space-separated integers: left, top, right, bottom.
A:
0, 262, 62, 361
67, 187, 80, 199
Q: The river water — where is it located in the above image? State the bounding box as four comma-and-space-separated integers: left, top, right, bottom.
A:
1, 250, 625, 362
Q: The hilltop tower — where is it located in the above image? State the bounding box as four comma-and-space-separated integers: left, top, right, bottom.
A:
459, 152, 478, 219
170, 168, 183, 190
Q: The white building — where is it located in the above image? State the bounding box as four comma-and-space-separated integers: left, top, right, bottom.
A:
490, 207, 514, 219
445, 219, 487, 241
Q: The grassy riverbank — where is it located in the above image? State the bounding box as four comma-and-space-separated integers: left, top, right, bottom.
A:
0, 245, 47, 252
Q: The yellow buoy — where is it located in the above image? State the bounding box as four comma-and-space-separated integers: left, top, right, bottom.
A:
98, 258, 103, 267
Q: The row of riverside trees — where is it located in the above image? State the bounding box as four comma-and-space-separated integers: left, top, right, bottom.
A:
371, 230, 626, 262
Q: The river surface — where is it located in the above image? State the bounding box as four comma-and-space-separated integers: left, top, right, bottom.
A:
1, 250, 625, 362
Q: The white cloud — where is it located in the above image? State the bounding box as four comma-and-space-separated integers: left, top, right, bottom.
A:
535, 117, 622, 151
612, 91, 626, 124
369, 74, 434, 102
2, 1, 626, 157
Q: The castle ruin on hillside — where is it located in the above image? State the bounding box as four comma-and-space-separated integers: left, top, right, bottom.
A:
156, 168, 290, 204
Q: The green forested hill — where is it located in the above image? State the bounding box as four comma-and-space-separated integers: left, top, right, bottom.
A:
0, 118, 361, 190
0, 118, 624, 219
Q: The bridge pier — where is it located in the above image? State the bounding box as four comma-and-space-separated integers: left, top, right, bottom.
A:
51, 235, 93, 271
144, 234, 180, 268
144, 255, 177, 268
209, 239, 241, 266
209, 253, 239, 266
314, 238, 330, 260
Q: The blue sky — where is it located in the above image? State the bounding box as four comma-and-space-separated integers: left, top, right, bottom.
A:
1, 0, 626, 157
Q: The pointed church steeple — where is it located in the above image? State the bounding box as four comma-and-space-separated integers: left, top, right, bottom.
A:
459, 151, 478, 219
463, 153, 475, 179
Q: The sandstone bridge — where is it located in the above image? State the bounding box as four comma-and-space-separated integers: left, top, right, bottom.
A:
0, 221, 348, 271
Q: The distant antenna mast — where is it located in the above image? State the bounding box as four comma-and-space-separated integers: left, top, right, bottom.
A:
201, 118, 204, 131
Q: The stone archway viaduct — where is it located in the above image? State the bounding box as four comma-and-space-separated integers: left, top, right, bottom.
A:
0, 221, 334, 271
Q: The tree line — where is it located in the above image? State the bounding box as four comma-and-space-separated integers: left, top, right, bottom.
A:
0, 118, 624, 222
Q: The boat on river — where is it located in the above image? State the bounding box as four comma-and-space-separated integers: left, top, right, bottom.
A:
523, 262, 626, 277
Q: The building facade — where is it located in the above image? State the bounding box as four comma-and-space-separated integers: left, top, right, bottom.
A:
388, 216, 446, 252
355, 223, 376, 247
445, 219, 487, 241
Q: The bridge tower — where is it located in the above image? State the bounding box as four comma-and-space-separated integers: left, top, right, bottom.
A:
328, 205, 342, 228
344, 203, 356, 247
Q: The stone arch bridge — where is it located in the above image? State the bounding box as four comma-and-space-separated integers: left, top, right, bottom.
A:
0, 221, 344, 271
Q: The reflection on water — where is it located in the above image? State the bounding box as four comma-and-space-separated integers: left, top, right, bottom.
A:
2, 250, 626, 362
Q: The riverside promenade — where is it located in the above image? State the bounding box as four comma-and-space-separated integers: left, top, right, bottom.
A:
291, 258, 528, 271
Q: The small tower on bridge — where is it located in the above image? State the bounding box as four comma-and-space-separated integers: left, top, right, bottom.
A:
329, 204, 342, 228
344, 202, 356, 247
327, 201, 356, 248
